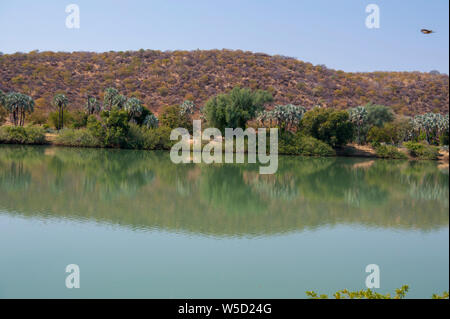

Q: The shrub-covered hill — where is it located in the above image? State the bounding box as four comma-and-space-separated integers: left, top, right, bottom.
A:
0, 49, 448, 115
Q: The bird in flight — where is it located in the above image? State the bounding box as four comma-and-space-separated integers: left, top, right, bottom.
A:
421, 29, 435, 34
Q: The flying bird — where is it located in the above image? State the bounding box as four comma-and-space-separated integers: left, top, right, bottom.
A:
421, 29, 435, 34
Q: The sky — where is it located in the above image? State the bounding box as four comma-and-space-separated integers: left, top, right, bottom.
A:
0, 0, 448, 73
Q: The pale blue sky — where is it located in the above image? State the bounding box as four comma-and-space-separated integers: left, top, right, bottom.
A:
0, 0, 448, 73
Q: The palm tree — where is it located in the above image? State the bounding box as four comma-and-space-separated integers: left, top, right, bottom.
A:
348, 106, 368, 144
53, 94, 68, 130
5, 92, 34, 126
85, 96, 100, 115
0, 90, 5, 107
180, 100, 195, 116
103, 87, 119, 110
124, 97, 143, 123
143, 113, 159, 129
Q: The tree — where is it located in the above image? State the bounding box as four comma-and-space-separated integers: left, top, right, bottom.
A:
180, 100, 195, 116
159, 104, 192, 131
53, 94, 68, 130
412, 112, 449, 144
5, 92, 34, 126
348, 106, 368, 144
259, 104, 306, 131
143, 113, 159, 129
365, 103, 394, 127
0, 90, 7, 125
85, 96, 100, 115
124, 97, 143, 123
301, 107, 354, 147
103, 88, 128, 111
202, 87, 273, 132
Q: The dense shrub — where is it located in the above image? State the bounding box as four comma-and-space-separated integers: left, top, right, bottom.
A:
70, 110, 88, 129
300, 107, 354, 147
374, 145, 407, 159
100, 108, 130, 147
296, 136, 336, 156
404, 142, 440, 160
55, 123, 173, 150
0, 126, 47, 144
159, 105, 192, 132
0, 106, 7, 125
54, 128, 101, 147
367, 126, 391, 145
278, 131, 335, 156
48, 110, 73, 130
28, 109, 48, 125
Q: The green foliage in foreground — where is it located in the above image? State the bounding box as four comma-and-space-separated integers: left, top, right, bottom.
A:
0, 126, 47, 144
279, 131, 335, 156
404, 142, 441, 160
306, 286, 449, 299
54, 123, 174, 150
374, 144, 408, 159
306, 285, 410, 299
54, 128, 101, 148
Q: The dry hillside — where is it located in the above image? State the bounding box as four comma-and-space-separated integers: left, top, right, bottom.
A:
0, 49, 448, 115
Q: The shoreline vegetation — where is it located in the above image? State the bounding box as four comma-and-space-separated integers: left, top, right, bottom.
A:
306, 286, 449, 299
1, 86, 449, 163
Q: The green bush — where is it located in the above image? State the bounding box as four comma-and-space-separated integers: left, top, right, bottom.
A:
367, 126, 391, 144
0, 126, 47, 144
159, 105, 192, 132
0, 107, 7, 125
140, 126, 174, 150
54, 128, 101, 147
374, 144, 407, 159
279, 131, 335, 156
48, 110, 73, 130
70, 110, 88, 129
300, 107, 354, 147
404, 142, 440, 160
297, 135, 336, 156
28, 109, 48, 125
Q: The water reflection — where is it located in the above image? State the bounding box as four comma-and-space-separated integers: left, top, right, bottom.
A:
0, 145, 448, 236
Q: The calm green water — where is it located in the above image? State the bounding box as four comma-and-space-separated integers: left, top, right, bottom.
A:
0, 145, 448, 298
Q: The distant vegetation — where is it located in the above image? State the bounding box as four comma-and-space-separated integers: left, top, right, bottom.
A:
1, 83, 449, 158
306, 286, 449, 299
0, 49, 449, 159
0, 49, 448, 116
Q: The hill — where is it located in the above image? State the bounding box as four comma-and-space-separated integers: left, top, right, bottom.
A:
0, 49, 448, 115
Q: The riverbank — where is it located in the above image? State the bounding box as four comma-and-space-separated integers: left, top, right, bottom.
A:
0, 127, 447, 164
